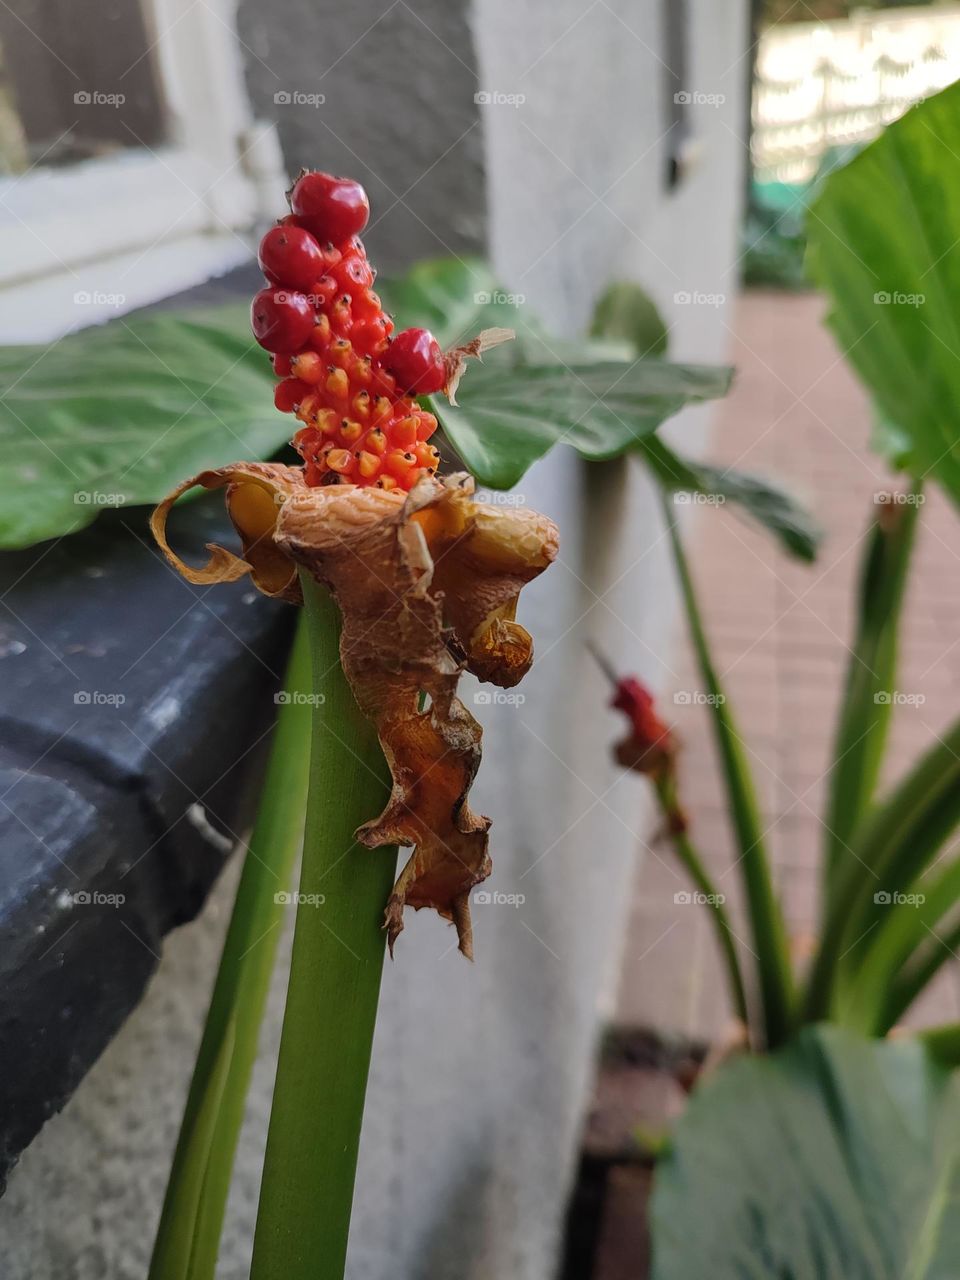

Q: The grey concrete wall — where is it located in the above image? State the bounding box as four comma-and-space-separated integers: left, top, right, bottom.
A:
237, 0, 487, 270
0, 0, 749, 1276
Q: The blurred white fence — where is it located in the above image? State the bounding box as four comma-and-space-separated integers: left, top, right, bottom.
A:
754, 5, 960, 183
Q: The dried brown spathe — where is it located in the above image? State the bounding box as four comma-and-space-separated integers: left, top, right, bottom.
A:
151, 467, 558, 957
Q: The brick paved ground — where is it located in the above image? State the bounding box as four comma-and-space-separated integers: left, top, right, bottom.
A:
614, 289, 960, 1043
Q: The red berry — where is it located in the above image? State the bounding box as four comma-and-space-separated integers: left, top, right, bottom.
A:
251, 288, 315, 354
274, 378, 309, 412
272, 353, 293, 377
290, 171, 369, 244
258, 225, 325, 291
383, 328, 445, 395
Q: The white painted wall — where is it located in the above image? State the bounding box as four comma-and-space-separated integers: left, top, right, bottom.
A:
0, 1, 748, 1275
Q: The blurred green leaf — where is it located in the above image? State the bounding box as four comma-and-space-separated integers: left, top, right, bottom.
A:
638, 435, 821, 561
807, 80, 960, 505
652, 1026, 960, 1280
589, 281, 669, 356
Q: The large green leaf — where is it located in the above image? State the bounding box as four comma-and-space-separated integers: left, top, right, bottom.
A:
0, 304, 278, 548
807, 80, 960, 505
651, 1026, 960, 1280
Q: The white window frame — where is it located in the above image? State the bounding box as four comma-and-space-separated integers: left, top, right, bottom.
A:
0, 0, 283, 341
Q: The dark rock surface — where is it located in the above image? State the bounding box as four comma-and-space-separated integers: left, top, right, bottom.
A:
0, 278, 296, 1188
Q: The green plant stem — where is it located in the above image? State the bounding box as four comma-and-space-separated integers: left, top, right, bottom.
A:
250, 572, 396, 1280
823, 489, 919, 895
803, 715, 960, 1023
149, 618, 312, 1280
653, 774, 751, 1029
663, 496, 794, 1048
838, 855, 960, 1034
884, 926, 960, 1033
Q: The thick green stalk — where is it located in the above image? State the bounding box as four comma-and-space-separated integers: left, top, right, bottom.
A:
803, 715, 960, 1023
663, 497, 794, 1048
823, 489, 919, 894
653, 774, 751, 1030
150, 619, 312, 1280
251, 572, 396, 1280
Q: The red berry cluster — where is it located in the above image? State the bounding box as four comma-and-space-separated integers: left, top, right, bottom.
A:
251, 171, 445, 491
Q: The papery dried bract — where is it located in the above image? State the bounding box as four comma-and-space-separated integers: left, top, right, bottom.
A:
151, 466, 558, 956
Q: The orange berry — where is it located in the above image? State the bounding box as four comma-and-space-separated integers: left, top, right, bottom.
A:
356, 450, 381, 479
325, 367, 349, 400
339, 419, 363, 445
385, 448, 417, 478
289, 350, 324, 385
326, 448, 354, 475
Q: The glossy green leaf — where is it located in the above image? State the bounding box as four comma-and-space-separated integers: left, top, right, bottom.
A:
431, 356, 732, 490
0, 304, 278, 548
807, 80, 960, 506
652, 1026, 960, 1280
637, 435, 821, 561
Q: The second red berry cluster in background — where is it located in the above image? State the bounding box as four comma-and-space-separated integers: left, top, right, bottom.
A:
251, 171, 446, 491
